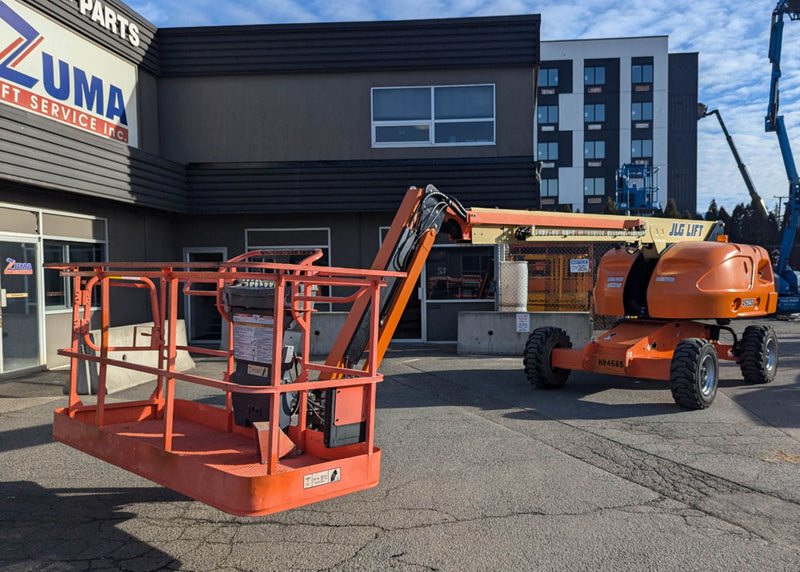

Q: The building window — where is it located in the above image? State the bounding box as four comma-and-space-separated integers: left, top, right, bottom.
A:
584, 104, 605, 123
584, 177, 605, 196
584, 140, 605, 159
371, 84, 495, 147
538, 141, 558, 161
584, 66, 605, 86
539, 68, 559, 87
245, 227, 332, 310
426, 247, 494, 301
632, 139, 653, 158
631, 102, 653, 121
541, 178, 559, 197
632, 64, 653, 84
537, 105, 558, 125
44, 241, 105, 309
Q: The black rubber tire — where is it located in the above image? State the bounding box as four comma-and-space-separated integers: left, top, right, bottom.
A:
739, 325, 779, 384
523, 327, 572, 389
669, 338, 719, 409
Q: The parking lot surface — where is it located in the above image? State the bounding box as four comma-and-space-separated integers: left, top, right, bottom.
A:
1, 318, 798, 570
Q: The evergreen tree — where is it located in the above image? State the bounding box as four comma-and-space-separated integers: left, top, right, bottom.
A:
705, 199, 719, 221
663, 198, 681, 218
603, 196, 617, 214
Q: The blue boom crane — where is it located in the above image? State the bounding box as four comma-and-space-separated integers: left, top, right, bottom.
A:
767, 0, 800, 313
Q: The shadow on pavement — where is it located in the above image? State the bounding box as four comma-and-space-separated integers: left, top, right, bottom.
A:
0, 481, 182, 570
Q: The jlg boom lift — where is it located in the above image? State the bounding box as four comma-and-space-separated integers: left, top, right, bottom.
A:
50, 185, 778, 516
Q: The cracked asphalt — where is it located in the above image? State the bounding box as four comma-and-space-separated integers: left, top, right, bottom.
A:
1, 318, 799, 570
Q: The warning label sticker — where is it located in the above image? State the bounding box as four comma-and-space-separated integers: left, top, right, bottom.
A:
303, 468, 341, 489
233, 314, 274, 364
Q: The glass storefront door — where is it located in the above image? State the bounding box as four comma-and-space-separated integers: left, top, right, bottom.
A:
1, 241, 40, 373
423, 245, 496, 341
184, 248, 227, 344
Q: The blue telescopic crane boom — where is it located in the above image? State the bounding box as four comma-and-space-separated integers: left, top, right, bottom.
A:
766, 0, 800, 311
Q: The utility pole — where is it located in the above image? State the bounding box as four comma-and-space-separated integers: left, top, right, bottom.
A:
773, 195, 787, 225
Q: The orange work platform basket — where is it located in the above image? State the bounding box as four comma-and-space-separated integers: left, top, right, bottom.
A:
49, 251, 403, 516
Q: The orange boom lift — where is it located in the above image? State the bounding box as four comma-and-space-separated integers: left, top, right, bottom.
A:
50, 186, 777, 515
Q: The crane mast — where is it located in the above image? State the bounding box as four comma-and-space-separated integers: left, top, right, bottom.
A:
766, 0, 800, 309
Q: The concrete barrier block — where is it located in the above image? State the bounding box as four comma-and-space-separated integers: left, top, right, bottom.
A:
86, 321, 195, 393
458, 312, 593, 356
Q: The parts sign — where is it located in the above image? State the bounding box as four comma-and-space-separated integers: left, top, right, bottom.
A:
0, 0, 138, 145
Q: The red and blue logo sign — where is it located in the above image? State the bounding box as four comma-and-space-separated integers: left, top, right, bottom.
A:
0, 0, 132, 143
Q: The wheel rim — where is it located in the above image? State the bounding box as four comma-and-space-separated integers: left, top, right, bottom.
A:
765, 337, 777, 373
699, 353, 717, 397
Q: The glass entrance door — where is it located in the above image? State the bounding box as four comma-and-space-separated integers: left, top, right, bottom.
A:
1, 241, 40, 373
184, 248, 227, 345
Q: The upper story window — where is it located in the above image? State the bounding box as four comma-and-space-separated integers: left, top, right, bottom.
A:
632, 139, 653, 158
539, 68, 559, 88
584, 140, 605, 160
372, 85, 495, 147
537, 105, 559, 125
631, 102, 653, 121
584, 66, 605, 86
541, 178, 559, 197
537, 141, 559, 161
584, 104, 605, 123
632, 64, 653, 84
584, 177, 605, 196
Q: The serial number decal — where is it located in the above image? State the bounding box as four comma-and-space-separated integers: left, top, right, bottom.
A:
597, 358, 625, 369
303, 468, 341, 489
655, 276, 675, 282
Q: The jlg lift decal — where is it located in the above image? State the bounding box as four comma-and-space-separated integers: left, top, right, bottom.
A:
0, 0, 138, 145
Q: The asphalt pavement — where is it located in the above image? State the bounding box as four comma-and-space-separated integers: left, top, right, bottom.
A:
0, 318, 798, 571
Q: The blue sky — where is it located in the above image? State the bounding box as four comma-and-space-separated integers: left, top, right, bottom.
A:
127, 0, 800, 216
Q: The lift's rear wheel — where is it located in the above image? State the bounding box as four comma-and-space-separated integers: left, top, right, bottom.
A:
669, 338, 719, 409
523, 327, 572, 389
739, 325, 778, 384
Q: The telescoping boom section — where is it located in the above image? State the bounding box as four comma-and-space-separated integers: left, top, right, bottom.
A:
50, 186, 724, 516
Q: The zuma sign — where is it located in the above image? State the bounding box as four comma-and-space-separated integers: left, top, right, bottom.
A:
0, 0, 138, 145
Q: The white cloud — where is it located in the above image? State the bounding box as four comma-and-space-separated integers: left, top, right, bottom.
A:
124, 0, 800, 215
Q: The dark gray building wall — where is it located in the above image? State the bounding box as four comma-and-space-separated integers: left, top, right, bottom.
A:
185, 156, 539, 214
668, 52, 699, 214
157, 68, 535, 164
156, 16, 540, 76
0, 106, 186, 211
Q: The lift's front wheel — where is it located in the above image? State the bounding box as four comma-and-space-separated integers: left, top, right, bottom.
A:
669, 338, 719, 409
523, 327, 572, 389
739, 325, 778, 384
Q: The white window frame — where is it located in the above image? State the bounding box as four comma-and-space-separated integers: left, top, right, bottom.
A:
40, 210, 108, 315
371, 84, 496, 148
245, 227, 332, 310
